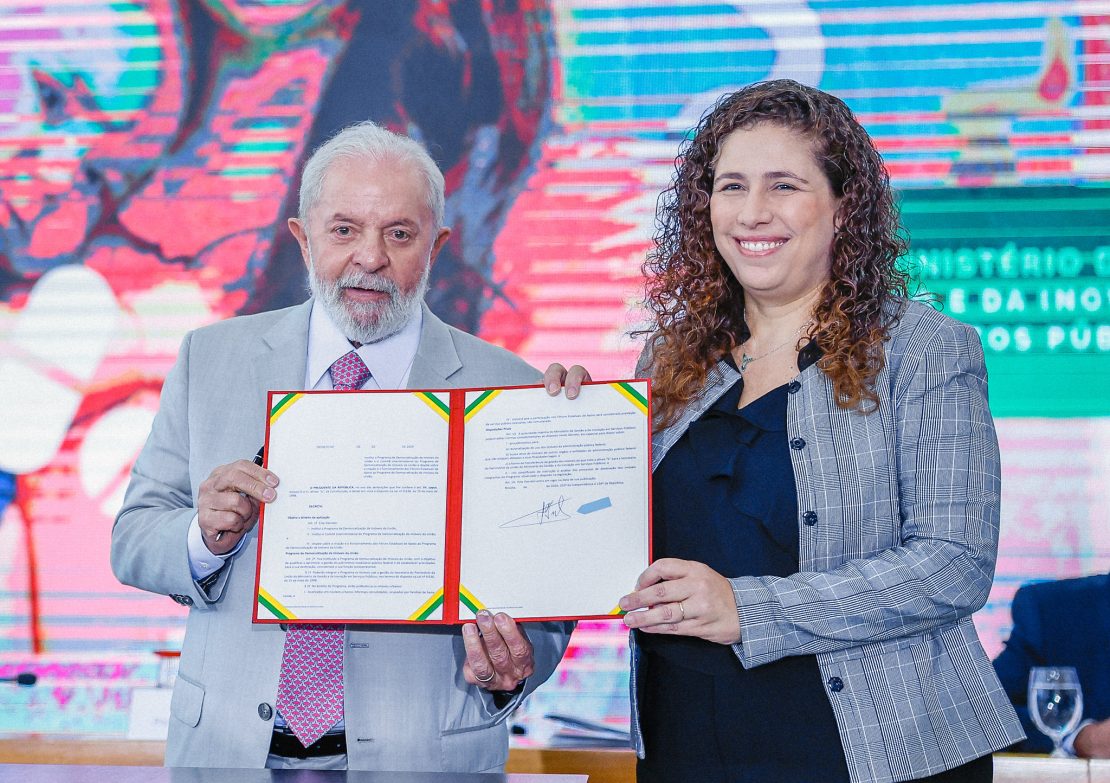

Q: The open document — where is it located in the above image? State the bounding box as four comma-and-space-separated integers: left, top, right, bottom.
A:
253, 381, 651, 624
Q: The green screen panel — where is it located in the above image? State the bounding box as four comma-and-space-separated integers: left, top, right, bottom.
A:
902, 185, 1110, 417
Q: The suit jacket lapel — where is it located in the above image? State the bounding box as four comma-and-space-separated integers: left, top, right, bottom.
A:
251, 300, 313, 402
407, 303, 463, 388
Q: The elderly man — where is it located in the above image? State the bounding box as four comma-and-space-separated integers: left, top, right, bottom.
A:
111, 121, 572, 771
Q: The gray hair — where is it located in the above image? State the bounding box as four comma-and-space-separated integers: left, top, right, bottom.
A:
298, 121, 446, 226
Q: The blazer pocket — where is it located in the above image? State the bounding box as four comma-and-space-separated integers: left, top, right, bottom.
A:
440, 724, 507, 773
170, 672, 205, 728
440, 715, 498, 737
440, 688, 504, 737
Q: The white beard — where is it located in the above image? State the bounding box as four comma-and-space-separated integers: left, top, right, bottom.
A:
307, 254, 430, 344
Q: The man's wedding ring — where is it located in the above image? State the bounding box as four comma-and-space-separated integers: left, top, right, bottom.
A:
677, 601, 686, 622
475, 669, 496, 683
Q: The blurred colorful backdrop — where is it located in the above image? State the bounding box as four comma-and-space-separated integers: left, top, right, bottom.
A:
0, 0, 1107, 740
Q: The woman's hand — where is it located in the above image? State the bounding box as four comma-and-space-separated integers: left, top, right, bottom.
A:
619, 558, 742, 645
543, 363, 592, 398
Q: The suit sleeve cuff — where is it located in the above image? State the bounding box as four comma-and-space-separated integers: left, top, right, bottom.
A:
729, 576, 798, 668
186, 514, 245, 581
1063, 719, 1095, 757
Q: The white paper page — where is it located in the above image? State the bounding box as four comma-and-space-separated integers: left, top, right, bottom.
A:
126, 687, 172, 740
458, 382, 650, 619
256, 391, 450, 622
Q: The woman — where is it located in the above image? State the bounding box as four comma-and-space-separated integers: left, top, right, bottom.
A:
546, 80, 1023, 783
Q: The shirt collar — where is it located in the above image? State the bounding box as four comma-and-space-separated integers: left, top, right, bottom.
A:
306, 300, 423, 391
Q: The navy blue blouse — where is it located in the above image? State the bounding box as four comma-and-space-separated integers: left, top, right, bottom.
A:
638, 352, 850, 783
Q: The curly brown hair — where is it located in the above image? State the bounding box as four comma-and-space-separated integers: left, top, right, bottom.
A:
640, 79, 910, 430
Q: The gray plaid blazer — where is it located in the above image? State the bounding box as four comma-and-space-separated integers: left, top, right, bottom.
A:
630, 299, 1023, 783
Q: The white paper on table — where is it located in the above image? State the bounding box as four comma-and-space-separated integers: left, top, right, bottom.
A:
127, 687, 173, 740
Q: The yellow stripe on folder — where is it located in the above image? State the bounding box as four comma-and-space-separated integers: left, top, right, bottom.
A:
269, 393, 303, 424
408, 588, 445, 621
257, 587, 297, 621
609, 382, 648, 415
463, 389, 501, 422
415, 392, 451, 422
458, 584, 485, 614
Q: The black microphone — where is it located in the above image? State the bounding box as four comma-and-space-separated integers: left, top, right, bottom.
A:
0, 672, 36, 686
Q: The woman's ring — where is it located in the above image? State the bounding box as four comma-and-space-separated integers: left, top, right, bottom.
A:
677, 601, 686, 622
475, 669, 496, 684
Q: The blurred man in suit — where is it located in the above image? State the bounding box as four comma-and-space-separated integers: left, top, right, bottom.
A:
111, 120, 572, 771
994, 572, 1110, 757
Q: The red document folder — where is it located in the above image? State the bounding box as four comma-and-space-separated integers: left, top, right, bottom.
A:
253, 380, 651, 625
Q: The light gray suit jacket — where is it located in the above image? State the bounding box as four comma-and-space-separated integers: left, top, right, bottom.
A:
630, 300, 1023, 783
111, 301, 572, 772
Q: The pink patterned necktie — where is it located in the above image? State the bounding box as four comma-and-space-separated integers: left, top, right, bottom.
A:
274, 350, 370, 747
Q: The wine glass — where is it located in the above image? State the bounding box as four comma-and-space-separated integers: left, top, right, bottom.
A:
1028, 666, 1083, 757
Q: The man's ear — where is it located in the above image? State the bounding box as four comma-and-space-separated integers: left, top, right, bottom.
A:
429, 227, 451, 265
288, 218, 311, 269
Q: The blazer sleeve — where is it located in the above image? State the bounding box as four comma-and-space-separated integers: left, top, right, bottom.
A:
110, 330, 227, 609
730, 316, 1002, 666
993, 584, 1053, 752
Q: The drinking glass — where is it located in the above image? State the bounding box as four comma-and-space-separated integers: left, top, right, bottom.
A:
1028, 666, 1083, 757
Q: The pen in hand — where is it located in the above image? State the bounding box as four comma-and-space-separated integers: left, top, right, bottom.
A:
214, 446, 265, 543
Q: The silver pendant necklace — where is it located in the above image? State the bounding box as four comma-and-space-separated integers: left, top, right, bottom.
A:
738, 321, 812, 375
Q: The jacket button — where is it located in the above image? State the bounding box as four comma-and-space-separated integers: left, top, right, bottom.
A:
802, 511, 818, 526
827, 677, 844, 693
789, 437, 806, 450
787, 380, 801, 394
258, 703, 273, 721
180, 595, 194, 606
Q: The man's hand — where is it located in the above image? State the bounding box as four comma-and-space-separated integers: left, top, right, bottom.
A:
619, 558, 742, 645
461, 611, 534, 693
544, 363, 592, 399
197, 459, 279, 555
1074, 718, 1110, 758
